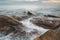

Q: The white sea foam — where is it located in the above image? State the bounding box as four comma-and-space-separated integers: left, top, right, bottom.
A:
21, 17, 49, 40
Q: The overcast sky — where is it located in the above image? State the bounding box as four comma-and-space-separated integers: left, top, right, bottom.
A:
0, 0, 41, 5
0, 0, 59, 10
0, 0, 59, 6
0, 0, 41, 10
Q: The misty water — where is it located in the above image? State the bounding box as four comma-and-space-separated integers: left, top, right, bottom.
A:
0, 4, 60, 40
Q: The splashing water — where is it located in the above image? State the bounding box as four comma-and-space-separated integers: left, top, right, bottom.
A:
0, 9, 49, 40
21, 17, 49, 40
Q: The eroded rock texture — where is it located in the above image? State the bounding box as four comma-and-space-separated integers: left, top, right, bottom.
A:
12, 16, 29, 21
0, 14, 60, 40
34, 15, 60, 40
35, 30, 60, 40
0, 15, 41, 40
0, 15, 16, 37
44, 15, 60, 18
0, 15, 26, 37
30, 16, 60, 29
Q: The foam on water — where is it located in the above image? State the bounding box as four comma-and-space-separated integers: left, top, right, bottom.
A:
0, 32, 32, 40
0, 9, 50, 40
21, 17, 49, 39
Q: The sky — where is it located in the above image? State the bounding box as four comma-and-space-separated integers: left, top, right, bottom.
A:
0, 0, 60, 10
43, 0, 60, 3
0, 0, 41, 5
0, 0, 41, 10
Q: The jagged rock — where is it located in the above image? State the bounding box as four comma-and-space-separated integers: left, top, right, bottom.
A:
12, 16, 29, 21
0, 15, 16, 36
12, 16, 22, 21
35, 30, 60, 40
30, 16, 60, 29
1, 15, 60, 40
0, 15, 26, 36
20, 16, 29, 20
11, 11, 35, 21
0, 15, 37, 40
27, 11, 33, 16
44, 15, 60, 18
27, 11, 35, 16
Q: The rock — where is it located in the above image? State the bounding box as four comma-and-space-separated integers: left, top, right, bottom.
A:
12, 16, 22, 21
0, 15, 16, 36
12, 16, 29, 21
0, 15, 26, 36
30, 17, 60, 29
20, 16, 29, 20
0, 15, 38, 37
27, 11, 35, 16
34, 30, 60, 40
44, 15, 60, 18
15, 29, 40, 40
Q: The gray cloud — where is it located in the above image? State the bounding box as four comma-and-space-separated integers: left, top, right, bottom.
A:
0, 0, 41, 9
0, 0, 41, 5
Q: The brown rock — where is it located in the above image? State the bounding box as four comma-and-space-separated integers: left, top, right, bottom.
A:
0, 15, 25, 35
30, 17, 60, 29
0, 16, 16, 35
44, 15, 60, 18
12, 16, 29, 21
35, 30, 60, 40
12, 16, 22, 21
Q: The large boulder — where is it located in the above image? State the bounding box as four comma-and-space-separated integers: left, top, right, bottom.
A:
0, 15, 16, 37
30, 15, 60, 29
0, 15, 26, 37
35, 30, 60, 40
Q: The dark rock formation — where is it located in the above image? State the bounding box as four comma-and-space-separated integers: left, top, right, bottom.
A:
1, 15, 60, 40
27, 11, 35, 17
44, 15, 60, 18
0, 15, 26, 36
30, 16, 60, 29
0, 15, 40, 39
0, 15, 16, 36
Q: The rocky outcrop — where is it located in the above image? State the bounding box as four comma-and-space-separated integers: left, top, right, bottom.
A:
34, 15, 60, 40
0, 15, 26, 36
12, 16, 29, 21
0, 15, 60, 40
0, 15, 16, 36
0, 15, 41, 40
44, 15, 60, 18
35, 30, 60, 40
27, 11, 34, 16
30, 16, 60, 29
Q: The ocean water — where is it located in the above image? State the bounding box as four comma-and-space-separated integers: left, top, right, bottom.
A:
0, 3, 60, 40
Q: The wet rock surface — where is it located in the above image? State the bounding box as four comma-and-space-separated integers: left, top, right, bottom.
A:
0, 15, 42, 40
0, 9, 60, 40
30, 16, 60, 29
44, 15, 60, 18
0, 15, 27, 37
12, 15, 30, 21
0, 15, 16, 37
35, 30, 60, 40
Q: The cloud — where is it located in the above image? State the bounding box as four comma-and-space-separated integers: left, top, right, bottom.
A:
25, 0, 39, 1
0, 0, 39, 9
8, 0, 39, 1
0, 0, 40, 5
42, 0, 60, 3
